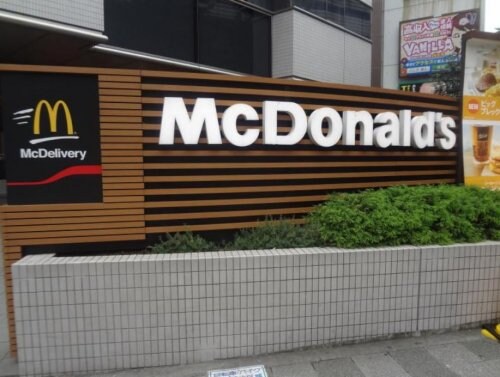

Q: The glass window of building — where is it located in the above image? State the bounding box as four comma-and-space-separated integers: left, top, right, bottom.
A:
104, 0, 271, 76
104, 0, 197, 62
292, 0, 371, 39
198, 0, 271, 76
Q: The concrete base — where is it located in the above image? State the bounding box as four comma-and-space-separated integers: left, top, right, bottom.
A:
11, 242, 500, 376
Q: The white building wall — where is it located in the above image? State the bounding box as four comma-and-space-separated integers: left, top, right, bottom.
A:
272, 9, 371, 86
271, 11, 294, 79
0, 0, 104, 31
382, 0, 482, 89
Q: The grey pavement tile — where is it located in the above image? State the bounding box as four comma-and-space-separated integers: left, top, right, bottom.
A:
427, 343, 498, 377
0, 341, 9, 361
461, 340, 500, 361
389, 347, 460, 377
271, 363, 318, 377
313, 358, 365, 377
0, 356, 19, 377
352, 353, 411, 377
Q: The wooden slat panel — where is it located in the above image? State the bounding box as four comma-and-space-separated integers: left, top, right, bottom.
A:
103, 196, 144, 203
102, 170, 143, 177
141, 83, 458, 111
101, 130, 143, 137
5, 227, 145, 241
142, 149, 456, 157
1, 202, 143, 213
146, 219, 304, 234
100, 95, 142, 103
146, 207, 312, 221
103, 189, 144, 196
99, 74, 141, 82
100, 110, 142, 117
4, 233, 145, 246
102, 156, 143, 163
103, 183, 144, 190
99, 88, 141, 96
5, 215, 143, 226
102, 176, 144, 183
0, 63, 138, 75
144, 179, 455, 196
2, 208, 144, 219
144, 170, 455, 183
143, 161, 456, 169
4, 221, 144, 234
100, 102, 141, 110
141, 69, 457, 103
99, 81, 141, 89
102, 143, 143, 150
101, 123, 144, 130
101, 149, 143, 156
144, 195, 328, 208
100, 116, 142, 123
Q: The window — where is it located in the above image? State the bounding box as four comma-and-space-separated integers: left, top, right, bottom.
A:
104, 0, 271, 76
293, 0, 371, 39
104, 0, 196, 62
198, 0, 271, 75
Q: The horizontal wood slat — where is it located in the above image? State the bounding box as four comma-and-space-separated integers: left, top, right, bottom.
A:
143, 195, 329, 208
144, 178, 455, 196
141, 83, 457, 111
140, 69, 457, 103
145, 207, 312, 221
142, 149, 456, 157
3, 233, 145, 247
144, 170, 455, 183
4, 221, 144, 235
143, 161, 455, 169
146, 219, 305, 234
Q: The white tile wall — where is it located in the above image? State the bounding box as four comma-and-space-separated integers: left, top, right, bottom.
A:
0, 0, 104, 31
272, 9, 372, 85
12, 242, 500, 376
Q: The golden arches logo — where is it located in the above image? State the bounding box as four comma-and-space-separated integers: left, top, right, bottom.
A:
33, 100, 74, 135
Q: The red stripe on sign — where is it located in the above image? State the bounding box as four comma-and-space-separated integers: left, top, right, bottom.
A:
7, 165, 102, 187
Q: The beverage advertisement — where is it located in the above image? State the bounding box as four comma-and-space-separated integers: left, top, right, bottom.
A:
462, 32, 500, 189
400, 9, 479, 79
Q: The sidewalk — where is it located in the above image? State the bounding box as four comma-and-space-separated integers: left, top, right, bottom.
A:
0, 328, 490, 377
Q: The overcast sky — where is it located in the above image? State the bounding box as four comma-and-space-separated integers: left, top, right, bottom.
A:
484, 0, 500, 32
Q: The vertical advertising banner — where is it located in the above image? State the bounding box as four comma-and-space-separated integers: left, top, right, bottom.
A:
400, 9, 479, 79
0, 73, 103, 204
462, 33, 500, 189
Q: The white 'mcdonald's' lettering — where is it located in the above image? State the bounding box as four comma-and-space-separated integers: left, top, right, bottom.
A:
159, 97, 457, 150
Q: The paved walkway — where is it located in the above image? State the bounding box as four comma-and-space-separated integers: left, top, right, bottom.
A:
68, 328, 500, 377
0, 325, 499, 376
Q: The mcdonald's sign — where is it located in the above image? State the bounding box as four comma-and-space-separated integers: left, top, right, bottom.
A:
1, 72, 103, 204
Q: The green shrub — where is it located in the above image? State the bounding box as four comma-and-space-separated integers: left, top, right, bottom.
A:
148, 231, 216, 253
230, 218, 323, 250
308, 185, 500, 248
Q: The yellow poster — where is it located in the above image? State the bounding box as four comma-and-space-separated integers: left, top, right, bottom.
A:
462, 34, 500, 189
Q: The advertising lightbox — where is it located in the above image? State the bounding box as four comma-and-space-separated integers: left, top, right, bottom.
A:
461, 32, 500, 189
400, 9, 479, 79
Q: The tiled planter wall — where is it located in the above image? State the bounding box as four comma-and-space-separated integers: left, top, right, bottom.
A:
12, 242, 500, 376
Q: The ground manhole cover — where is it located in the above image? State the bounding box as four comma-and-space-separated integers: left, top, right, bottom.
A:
207, 365, 268, 377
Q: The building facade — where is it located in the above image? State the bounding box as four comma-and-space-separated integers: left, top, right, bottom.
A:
0, 0, 373, 84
